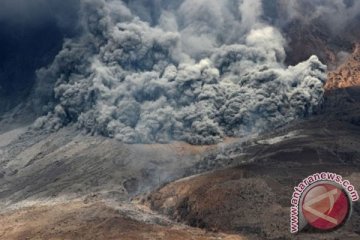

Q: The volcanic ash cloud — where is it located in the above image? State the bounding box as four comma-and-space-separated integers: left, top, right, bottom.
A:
33, 0, 327, 144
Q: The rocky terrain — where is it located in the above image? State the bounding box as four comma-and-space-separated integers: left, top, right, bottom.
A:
1, 1, 360, 240
0, 121, 243, 239
326, 44, 360, 90
147, 109, 360, 239
140, 51, 360, 238
142, 65, 360, 239
0, 199, 244, 240
0, 126, 231, 207
1, 87, 360, 240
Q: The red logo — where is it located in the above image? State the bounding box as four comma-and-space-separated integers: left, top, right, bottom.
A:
301, 183, 350, 231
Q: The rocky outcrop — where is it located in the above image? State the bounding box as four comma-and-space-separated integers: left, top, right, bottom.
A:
326, 44, 360, 90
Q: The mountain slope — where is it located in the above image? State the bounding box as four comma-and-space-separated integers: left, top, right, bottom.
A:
326, 44, 360, 90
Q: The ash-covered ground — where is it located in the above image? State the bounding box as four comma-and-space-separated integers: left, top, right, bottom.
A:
1, 85, 360, 240
1, 0, 360, 240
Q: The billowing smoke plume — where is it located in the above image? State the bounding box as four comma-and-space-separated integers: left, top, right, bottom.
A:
281, 0, 360, 31
31, 0, 327, 144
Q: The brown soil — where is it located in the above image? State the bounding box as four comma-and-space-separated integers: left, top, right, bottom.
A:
0, 200, 244, 240
147, 102, 360, 240
147, 165, 360, 240
326, 44, 360, 90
